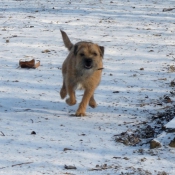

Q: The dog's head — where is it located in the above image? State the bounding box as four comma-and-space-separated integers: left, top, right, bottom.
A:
73, 42, 104, 72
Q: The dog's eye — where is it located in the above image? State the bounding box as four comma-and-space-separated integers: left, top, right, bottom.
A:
80, 53, 85, 57
93, 52, 97, 56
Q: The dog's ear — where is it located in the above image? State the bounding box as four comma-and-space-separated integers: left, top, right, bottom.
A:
74, 44, 79, 55
99, 46, 104, 58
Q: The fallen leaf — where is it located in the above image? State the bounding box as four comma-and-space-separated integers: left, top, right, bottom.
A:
42, 49, 51, 53
31, 131, 36, 135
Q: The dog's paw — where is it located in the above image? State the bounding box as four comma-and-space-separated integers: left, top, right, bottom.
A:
89, 102, 97, 108
75, 111, 86, 117
66, 98, 76, 106
89, 101, 97, 108
60, 88, 67, 99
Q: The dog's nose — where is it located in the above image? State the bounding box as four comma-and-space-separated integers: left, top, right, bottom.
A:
85, 58, 92, 64
84, 58, 93, 69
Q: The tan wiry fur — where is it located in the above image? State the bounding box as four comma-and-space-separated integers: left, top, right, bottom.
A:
60, 30, 104, 116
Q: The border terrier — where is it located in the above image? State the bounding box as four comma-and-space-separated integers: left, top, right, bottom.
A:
60, 30, 104, 116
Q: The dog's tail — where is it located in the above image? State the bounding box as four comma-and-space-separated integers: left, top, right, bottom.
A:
60, 30, 74, 51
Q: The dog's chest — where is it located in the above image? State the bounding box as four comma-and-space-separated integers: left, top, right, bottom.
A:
75, 83, 84, 90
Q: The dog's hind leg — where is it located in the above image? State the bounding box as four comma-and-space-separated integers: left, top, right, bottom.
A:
89, 95, 97, 108
60, 80, 67, 99
66, 84, 76, 106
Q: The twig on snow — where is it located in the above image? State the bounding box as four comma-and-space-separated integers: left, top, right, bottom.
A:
0, 131, 5, 136
163, 8, 175, 12
11, 162, 33, 167
0, 162, 33, 169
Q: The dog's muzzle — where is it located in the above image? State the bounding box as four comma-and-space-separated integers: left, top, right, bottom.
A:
84, 58, 93, 69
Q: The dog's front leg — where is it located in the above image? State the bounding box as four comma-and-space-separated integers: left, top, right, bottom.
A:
76, 89, 94, 116
66, 84, 76, 106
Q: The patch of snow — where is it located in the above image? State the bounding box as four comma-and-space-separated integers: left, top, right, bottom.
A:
166, 118, 175, 129
0, 0, 175, 174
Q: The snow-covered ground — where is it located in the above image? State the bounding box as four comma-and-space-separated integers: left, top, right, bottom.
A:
0, 0, 175, 174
